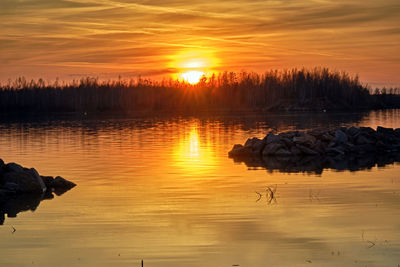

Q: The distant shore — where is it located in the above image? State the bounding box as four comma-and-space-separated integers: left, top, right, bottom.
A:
1, 68, 399, 113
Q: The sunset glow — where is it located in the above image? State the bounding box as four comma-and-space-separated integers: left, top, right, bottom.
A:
180, 70, 205, 84
1, 0, 399, 87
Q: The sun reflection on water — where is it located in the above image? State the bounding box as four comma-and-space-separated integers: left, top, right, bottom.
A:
173, 125, 216, 172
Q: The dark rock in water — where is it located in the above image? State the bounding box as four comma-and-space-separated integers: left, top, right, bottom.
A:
263, 143, 284, 155
40, 176, 55, 188
228, 126, 400, 173
5, 163, 24, 173
0, 159, 76, 224
3, 171, 44, 193
296, 144, 319, 155
228, 144, 252, 157
334, 129, 348, 144
51, 176, 76, 190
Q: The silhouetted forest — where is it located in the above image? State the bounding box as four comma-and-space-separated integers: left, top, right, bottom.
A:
0, 68, 398, 113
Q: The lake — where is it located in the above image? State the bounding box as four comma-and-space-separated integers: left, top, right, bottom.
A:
0, 109, 399, 267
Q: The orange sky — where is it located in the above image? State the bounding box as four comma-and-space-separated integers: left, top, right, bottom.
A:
1, 0, 399, 87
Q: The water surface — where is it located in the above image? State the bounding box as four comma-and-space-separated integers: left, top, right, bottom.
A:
0, 110, 400, 267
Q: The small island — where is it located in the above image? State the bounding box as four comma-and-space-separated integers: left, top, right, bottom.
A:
0, 159, 76, 224
229, 126, 400, 173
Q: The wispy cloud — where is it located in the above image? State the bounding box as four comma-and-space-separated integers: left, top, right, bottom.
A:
1, 0, 399, 86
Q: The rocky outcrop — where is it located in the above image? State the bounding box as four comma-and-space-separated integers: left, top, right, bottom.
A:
228, 126, 400, 173
0, 159, 75, 197
0, 159, 76, 224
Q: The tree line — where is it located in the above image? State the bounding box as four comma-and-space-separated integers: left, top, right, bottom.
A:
0, 68, 398, 113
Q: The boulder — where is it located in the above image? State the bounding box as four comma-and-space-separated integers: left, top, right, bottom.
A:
5, 163, 24, 173
346, 126, 360, 136
293, 133, 316, 147
275, 148, 292, 156
50, 176, 76, 190
228, 144, 251, 157
252, 139, 267, 155
296, 144, 319, 155
334, 130, 348, 144
265, 133, 281, 144
377, 126, 394, 135
3, 171, 44, 193
29, 168, 46, 193
263, 143, 284, 155
40, 176, 55, 188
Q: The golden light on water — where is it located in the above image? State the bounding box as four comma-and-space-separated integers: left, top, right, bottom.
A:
173, 126, 216, 172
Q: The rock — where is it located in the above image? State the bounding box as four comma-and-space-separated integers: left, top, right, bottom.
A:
228, 144, 251, 157
320, 132, 334, 142
29, 168, 46, 193
290, 146, 302, 155
281, 137, 294, 148
2, 182, 19, 192
395, 128, 400, 137
263, 143, 284, 155
0, 159, 4, 168
334, 130, 348, 144
377, 126, 394, 135
346, 126, 360, 136
355, 134, 374, 145
293, 133, 316, 147
252, 139, 267, 155
3, 171, 44, 193
275, 148, 292, 156
5, 163, 24, 173
265, 133, 281, 144
244, 137, 259, 148
50, 176, 76, 189
40, 176, 55, 188
296, 144, 319, 155
326, 147, 345, 155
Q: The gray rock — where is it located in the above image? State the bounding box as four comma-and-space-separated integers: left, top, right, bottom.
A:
3, 182, 20, 192
377, 126, 394, 134
293, 133, 316, 147
326, 147, 345, 155
263, 143, 284, 155
290, 146, 302, 155
40, 176, 55, 188
5, 163, 24, 173
355, 135, 374, 145
265, 133, 281, 144
50, 176, 76, 189
252, 139, 267, 155
275, 148, 292, 156
29, 168, 46, 193
296, 144, 319, 155
228, 144, 251, 157
3, 171, 44, 193
334, 130, 348, 144
346, 126, 360, 136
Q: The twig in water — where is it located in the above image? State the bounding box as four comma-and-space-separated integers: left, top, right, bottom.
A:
367, 240, 376, 249
266, 185, 278, 204
255, 191, 262, 202
11, 226, 16, 234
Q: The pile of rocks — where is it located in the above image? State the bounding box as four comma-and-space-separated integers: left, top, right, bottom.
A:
0, 159, 75, 198
229, 126, 400, 158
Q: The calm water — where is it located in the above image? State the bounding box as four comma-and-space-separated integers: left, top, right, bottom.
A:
0, 110, 400, 267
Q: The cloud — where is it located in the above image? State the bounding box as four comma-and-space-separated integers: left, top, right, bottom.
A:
1, 0, 399, 85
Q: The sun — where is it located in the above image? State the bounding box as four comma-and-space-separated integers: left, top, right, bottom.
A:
167, 49, 220, 84
181, 70, 205, 84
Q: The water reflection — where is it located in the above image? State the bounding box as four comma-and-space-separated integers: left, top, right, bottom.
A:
0, 187, 75, 225
0, 110, 398, 267
232, 153, 400, 174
